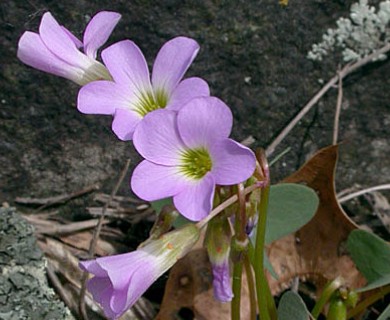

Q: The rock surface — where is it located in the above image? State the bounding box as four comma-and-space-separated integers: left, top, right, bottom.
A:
1, 1, 389, 201
0, 207, 74, 320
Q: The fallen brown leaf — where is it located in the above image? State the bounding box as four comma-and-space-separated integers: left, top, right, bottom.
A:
156, 248, 252, 320
267, 145, 366, 294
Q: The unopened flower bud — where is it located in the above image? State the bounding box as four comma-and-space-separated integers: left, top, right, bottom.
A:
205, 216, 233, 302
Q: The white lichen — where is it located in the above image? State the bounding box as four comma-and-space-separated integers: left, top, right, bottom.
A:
308, 0, 390, 62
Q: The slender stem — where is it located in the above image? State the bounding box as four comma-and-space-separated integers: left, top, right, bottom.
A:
338, 183, 390, 203
231, 258, 243, 320
254, 185, 272, 320
231, 183, 248, 320
347, 285, 390, 319
333, 69, 343, 145
311, 277, 343, 319
237, 183, 247, 241
244, 254, 257, 320
265, 42, 390, 157
78, 159, 131, 320
197, 184, 259, 229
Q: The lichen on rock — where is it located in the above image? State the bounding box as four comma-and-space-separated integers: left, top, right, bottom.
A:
0, 206, 74, 320
308, 0, 390, 62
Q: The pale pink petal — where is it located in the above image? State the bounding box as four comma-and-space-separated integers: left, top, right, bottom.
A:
173, 173, 215, 221
167, 77, 210, 111
133, 110, 185, 165
83, 11, 121, 59
96, 252, 157, 315
87, 277, 117, 319
61, 26, 83, 48
112, 108, 141, 141
152, 37, 199, 95
131, 160, 187, 201
210, 139, 256, 185
79, 260, 106, 277
17, 31, 82, 81
177, 97, 233, 148
102, 40, 151, 92
39, 12, 89, 69
77, 81, 130, 115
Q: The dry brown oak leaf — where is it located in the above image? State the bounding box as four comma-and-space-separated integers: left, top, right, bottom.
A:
267, 145, 366, 295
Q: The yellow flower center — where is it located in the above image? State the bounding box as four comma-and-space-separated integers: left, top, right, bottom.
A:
135, 89, 168, 117
179, 147, 212, 180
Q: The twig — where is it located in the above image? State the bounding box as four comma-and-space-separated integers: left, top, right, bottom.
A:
94, 193, 145, 205
338, 183, 390, 203
47, 263, 76, 312
333, 68, 343, 145
265, 42, 390, 157
23, 216, 108, 235
79, 159, 131, 320
15, 184, 100, 213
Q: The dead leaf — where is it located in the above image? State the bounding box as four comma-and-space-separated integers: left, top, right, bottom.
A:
156, 248, 252, 320
267, 145, 366, 294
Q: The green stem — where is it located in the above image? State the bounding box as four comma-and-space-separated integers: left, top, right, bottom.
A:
231, 183, 248, 320
347, 285, 390, 319
254, 185, 276, 320
232, 259, 243, 320
244, 253, 257, 320
312, 277, 343, 319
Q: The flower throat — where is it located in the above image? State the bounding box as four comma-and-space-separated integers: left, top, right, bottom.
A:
180, 147, 212, 179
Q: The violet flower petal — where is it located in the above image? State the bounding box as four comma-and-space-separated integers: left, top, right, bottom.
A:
212, 260, 234, 302
102, 40, 151, 92
87, 277, 116, 318
152, 37, 199, 96
17, 31, 81, 80
177, 97, 233, 149
112, 108, 141, 141
173, 173, 215, 221
209, 139, 256, 185
61, 26, 83, 48
131, 160, 186, 201
168, 77, 210, 111
39, 12, 89, 69
83, 11, 121, 59
133, 110, 185, 166
78, 81, 130, 115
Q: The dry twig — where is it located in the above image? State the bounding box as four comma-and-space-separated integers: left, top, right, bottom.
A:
333, 68, 343, 145
15, 184, 99, 212
265, 43, 390, 157
79, 159, 131, 320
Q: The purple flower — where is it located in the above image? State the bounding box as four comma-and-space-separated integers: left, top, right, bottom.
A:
211, 260, 234, 302
80, 224, 199, 319
131, 97, 256, 221
17, 11, 121, 85
205, 216, 233, 302
77, 37, 210, 140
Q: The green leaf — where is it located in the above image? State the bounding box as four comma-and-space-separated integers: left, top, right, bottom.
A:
277, 291, 310, 320
347, 229, 390, 291
150, 198, 172, 213
265, 183, 319, 244
378, 303, 390, 320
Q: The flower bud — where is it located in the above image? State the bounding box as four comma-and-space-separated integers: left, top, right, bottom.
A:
205, 216, 233, 302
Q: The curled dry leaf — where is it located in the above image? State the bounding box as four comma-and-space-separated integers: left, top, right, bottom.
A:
267, 145, 366, 295
156, 248, 252, 320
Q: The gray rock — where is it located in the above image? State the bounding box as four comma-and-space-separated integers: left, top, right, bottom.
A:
0, 1, 388, 214
0, 207, 74, 320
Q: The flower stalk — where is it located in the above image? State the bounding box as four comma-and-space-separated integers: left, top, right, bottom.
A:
253, 150, 277, 320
